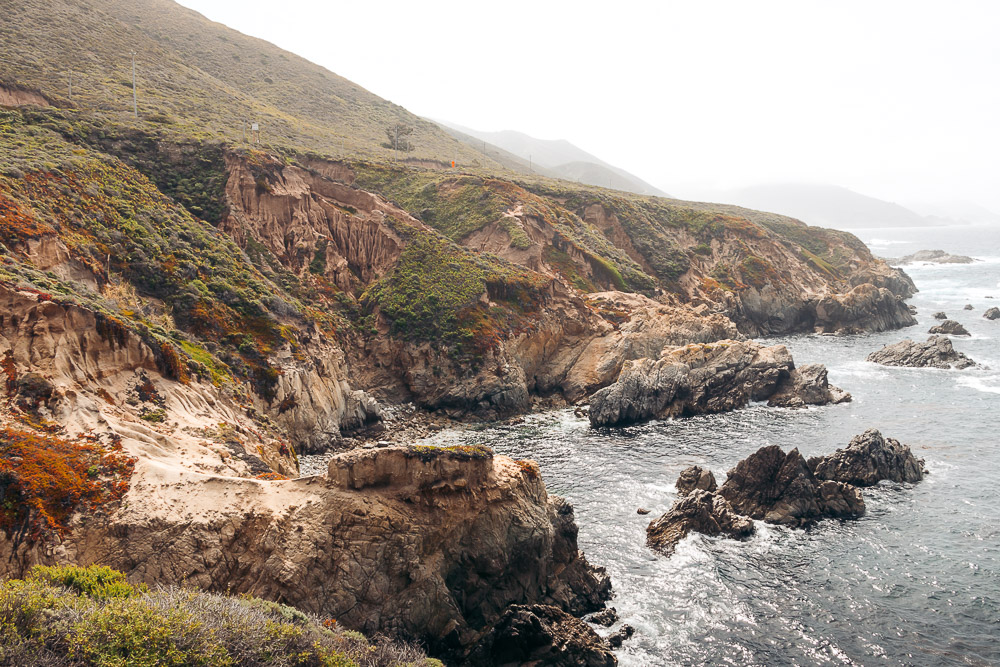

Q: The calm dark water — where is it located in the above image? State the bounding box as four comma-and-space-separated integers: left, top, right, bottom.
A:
418, 225, 1000, 666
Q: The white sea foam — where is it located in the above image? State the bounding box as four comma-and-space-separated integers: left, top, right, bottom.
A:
955, 375, 1000, 395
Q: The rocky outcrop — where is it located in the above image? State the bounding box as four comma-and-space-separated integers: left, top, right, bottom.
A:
928, 319, 970, 336
485, 605, 617, 667
717, 446, 865, 527
648, 431, 926, 558
812, 283, 916, 334
2, 446, 612, 662
646, 489, 755, 556
933, 312, 948, 320
849, 265, 917, 300
965, 304, 975, 310
889, 249, 976, 265
985, 307, 1000, 320
588, 340, 849, 427
767, 364, 852, 408
867, 336, 977, 369
810, 429, 924, 486
676, 465, 717, 496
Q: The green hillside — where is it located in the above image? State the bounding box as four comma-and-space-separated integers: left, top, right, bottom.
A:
0, 0, 500, 166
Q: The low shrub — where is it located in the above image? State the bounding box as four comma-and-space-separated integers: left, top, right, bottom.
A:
0, 565, 439, 666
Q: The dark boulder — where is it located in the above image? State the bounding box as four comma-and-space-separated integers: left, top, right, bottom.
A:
985, 307, 1000, 320
646, 489, 755, 556
867, 336, 977, 369
606, 625, 635, 649
675, 465, 718, 496
717, 446, 865, 527
933, 311, 948, 320
964, 304, 975, 310
810, 429, 924, 486
489, 605, 618, 667
928, 319, 970, 336
767, 364, 852, 408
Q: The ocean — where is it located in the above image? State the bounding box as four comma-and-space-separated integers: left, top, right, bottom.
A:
414, 224, 1000, 665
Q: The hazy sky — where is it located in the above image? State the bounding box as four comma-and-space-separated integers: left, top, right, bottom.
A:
175, 0, 1000, 210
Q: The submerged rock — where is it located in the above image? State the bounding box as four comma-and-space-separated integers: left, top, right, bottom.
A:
676, 465, 718, 496
964, 304, 975, 310
606, 624, 636, 649
985, 307, 1000, 320
767, 364, 852, 408
717, 446, 865, 527
646, 489, 755, 556
588, 340, 849, 427
928, 319, 970, 336
933, 311, 948, 320
810, 429, 924, 486
488, 604, 618, 667
867, 336, 977, 369
587, 607, 619, 627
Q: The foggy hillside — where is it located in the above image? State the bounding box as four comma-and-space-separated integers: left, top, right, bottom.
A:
711, 183, 931, 229
436, 121, 668, 197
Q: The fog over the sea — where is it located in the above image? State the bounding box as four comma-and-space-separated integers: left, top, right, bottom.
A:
176, 0, 1000, 215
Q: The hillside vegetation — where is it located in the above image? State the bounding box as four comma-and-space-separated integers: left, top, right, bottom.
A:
0, 0, 497, 166
0, 564, 439, 666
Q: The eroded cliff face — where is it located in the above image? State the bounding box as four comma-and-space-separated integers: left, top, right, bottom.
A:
0, 285, 297, 477
217, 153, 751, 419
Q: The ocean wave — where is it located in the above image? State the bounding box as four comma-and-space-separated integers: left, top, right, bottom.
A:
954, 375, 1000, 395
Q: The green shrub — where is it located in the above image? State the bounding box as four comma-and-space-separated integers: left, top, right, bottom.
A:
0, 565, 433, 666
28, 565, 145, 600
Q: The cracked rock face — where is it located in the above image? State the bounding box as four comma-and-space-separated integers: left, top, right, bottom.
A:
646, 489, 755, 556
717, 446, 865, 527
867, 336, 977, 369
809, 428, 924, 486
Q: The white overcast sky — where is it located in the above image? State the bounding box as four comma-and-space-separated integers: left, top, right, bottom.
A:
176, 0, 1000, 210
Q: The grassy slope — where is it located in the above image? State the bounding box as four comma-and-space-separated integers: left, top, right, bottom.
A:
0, 0, 884, 350
0, 0, 498, 166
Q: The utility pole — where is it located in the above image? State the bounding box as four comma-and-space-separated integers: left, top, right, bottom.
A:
394, 124, 399, 162
529, 154, 532, 172
242, 119, 246, 143
131, 52, 138, 118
